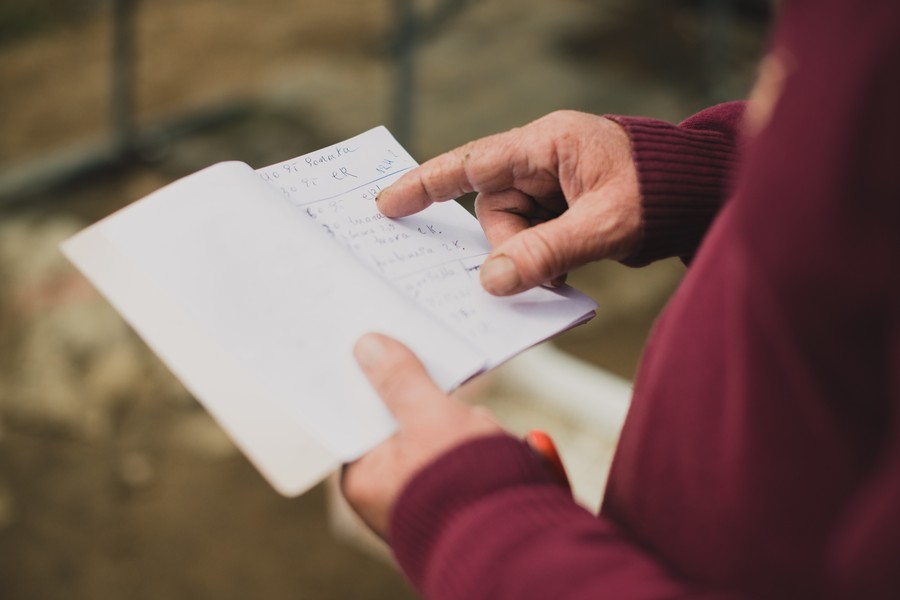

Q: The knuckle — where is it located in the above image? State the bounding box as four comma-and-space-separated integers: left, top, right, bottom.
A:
541, 109, 579, 129
423, 151, 469, 200
378, 367, 409, 402
473, 192, 490, 219
340, 465, 364, 502
418, 165, 446, 202
539, 109, 566, 124
372, 354, 422, 405
341, 456, 386, 506
518, 227, 564, 283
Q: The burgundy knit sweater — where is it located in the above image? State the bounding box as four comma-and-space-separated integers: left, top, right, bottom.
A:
389, 1, 900, 598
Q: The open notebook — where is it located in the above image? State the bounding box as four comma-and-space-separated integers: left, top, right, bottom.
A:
61, 126, 597, 496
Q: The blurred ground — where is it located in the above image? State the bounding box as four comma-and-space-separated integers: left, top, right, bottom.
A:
0, 0, 768, 598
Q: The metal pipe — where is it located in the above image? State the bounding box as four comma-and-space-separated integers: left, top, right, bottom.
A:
391, 0, 416, 148
112, 0, 137, 157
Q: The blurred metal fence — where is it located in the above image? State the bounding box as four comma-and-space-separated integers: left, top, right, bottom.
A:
0, 0, 471, 205
0, 0, 749, 205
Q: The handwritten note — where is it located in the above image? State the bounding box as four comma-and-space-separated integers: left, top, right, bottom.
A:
92, 160, 486, 463
62, 126, 596, 497
257, 127, 595, 367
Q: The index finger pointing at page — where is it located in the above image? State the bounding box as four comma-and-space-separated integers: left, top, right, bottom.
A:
376, 145, 476, 218
377, 129, 530, 217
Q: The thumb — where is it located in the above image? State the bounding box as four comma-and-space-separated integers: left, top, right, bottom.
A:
353, 333, 445, 422
479, 185, 640, 296
479, 212, 594, 296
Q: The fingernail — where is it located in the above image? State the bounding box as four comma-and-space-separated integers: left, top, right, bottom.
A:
548, 274, 567, 288
355, 334, 386, 368
481, 255, 521, 295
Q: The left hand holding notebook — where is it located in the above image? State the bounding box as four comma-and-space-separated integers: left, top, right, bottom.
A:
341, 332, 503, 539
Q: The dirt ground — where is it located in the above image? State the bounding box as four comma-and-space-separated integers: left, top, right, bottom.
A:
0, 1, 767, 598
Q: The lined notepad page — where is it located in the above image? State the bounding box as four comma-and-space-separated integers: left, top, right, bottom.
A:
258, 126, 597, 368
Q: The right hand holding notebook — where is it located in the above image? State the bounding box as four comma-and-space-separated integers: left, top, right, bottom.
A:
375, 111, 641, 296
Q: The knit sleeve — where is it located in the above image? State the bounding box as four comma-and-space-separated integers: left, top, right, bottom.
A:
389, 435, 746, 600
606, 101, 745, 267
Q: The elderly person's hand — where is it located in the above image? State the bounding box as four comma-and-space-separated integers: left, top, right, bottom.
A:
341, 333, 503, 539
376, 111, 641, 295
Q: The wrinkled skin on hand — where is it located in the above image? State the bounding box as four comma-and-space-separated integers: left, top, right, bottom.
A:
343, 112, 642, 539
376, 111, 642, 295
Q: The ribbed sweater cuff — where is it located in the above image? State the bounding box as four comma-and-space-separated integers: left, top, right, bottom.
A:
605, 115, 740, 266
389, 434, 562, 591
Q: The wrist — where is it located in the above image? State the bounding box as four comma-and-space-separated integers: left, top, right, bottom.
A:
389, 435, 566, 586
604, 114, 741, 266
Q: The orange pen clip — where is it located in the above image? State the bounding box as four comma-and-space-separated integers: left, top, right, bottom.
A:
525, 429, 571, 492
